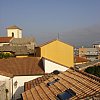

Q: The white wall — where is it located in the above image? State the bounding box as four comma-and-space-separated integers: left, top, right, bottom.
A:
0, 43, 9, 46
43, 58, 68, 73
0, 75, 12, 100
0, 75, 42, 100
0, 75, 10, 80
13, 75, 42, 100
0, 82, 6, 100
19, 30, 22, 38
93, 44, 100, 48
7, 29, 22, 38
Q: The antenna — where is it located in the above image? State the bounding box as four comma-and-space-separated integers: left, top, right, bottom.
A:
57, 33, 59, 40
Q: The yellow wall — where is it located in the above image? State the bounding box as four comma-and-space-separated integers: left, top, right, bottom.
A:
40, 40, 74, 67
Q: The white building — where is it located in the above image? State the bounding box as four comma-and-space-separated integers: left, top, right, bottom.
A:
0, 25, 22, 46
0, 57, 69, 100
0, 57, 44, 100
0, 37, 13, 46
0, 81, 6, 100
93, 41, 100, 48
7, 25, 22, 38
42, 57, 68, 73
0, 25, 36, 55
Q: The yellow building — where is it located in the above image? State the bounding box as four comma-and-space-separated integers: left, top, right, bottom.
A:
35, 39, 74, 67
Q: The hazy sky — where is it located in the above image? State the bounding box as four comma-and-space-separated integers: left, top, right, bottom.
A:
0, 0, 100, 47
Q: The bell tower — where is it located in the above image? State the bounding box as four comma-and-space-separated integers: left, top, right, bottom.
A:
7, 25, 22, 38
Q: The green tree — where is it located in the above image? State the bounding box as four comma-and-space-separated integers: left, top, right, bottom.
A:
85, 66, 100, 77
0, 52, 14, 59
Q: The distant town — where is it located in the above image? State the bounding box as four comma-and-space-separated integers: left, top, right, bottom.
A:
0, 25, 100, 100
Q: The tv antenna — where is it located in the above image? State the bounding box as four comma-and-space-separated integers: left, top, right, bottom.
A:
57, 33, 60, 40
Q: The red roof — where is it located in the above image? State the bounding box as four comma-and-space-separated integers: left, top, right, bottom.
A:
75, 56, 89, 63
0, 57, 45, 77
0, 37, 13, 43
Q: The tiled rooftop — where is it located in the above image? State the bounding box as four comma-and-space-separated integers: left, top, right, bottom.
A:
0, 45, 34, 55
24, 73, 54, 91
75, 60, 100, 70
10, 37, 35, 45
0, 37, 13, 43
74, 56, 89, 63
0, 57, 44, 77
22, 69, 100, 100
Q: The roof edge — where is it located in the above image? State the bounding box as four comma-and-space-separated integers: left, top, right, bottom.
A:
0, 70, 13, 78
6, 25, 22, 30
42, 57, 69, 68
71, 67, 100, 82
37, 39, 73, 47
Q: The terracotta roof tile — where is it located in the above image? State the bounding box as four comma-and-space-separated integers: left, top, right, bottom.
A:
24, 73, 54, 91
75, 56, 89, 63
0, 70, 13, 77
0, 37, 13, 43
22, 69, 100, 100
0, 57, 44, 77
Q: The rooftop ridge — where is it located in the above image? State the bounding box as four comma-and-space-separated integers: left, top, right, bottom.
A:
78, 70, 100, 82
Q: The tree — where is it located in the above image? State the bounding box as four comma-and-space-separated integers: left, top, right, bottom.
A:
0, 52, 14, 59
85, 65, 100, 77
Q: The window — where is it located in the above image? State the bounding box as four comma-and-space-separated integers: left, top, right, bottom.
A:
47, 78, 59, 86
57, 89, 76, 100
12, 32, 14, 37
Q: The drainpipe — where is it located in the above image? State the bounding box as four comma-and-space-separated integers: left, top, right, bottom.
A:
11, 78, 13, 100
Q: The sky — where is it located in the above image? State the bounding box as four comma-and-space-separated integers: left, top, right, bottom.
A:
0, 0, 100, 47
